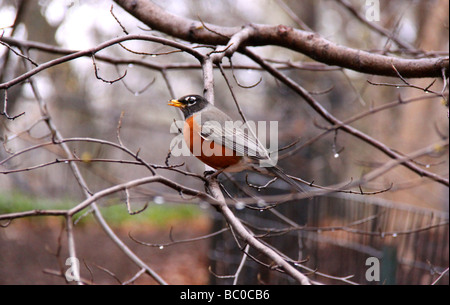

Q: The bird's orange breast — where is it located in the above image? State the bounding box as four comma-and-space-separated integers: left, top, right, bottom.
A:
184, 115, 242, 170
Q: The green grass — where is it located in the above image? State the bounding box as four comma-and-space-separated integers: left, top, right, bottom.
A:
95, 201, 205, 227
0, 191, 74, 213
0, 191, 205, 227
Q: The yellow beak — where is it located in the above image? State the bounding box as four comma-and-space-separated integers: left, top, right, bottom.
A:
168, 99, 185, 108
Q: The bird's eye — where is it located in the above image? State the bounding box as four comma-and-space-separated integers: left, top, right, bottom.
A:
186, 96, 197, 105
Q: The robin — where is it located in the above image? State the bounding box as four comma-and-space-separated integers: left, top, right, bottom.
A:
168, 94, 304, 192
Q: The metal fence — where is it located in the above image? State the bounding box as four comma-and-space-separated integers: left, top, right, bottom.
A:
209, 188, 449, 285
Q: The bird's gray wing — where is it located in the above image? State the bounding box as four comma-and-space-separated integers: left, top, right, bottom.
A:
195, 109, 270, 160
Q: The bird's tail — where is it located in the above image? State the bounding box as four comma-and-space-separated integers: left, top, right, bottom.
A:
266, 166, 305, 193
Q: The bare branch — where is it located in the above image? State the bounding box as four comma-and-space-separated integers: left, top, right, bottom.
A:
207, 178, 311, 285
92, 54, 127, 84
110, 4, 129, 35
129, 227, 230, 248
1, 90, 25, 120
335, 0, 416, 51
114, 0, 448, 78
242, 48, 449, 186
0, 34, 204, 90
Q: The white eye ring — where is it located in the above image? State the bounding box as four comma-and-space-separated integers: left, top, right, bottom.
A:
186, 96, 197, 105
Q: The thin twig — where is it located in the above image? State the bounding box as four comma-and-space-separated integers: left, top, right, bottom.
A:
1, 90, 25, 120
129, 227, 230, 248
110, 4, 129, 35
92, 54, 127, 84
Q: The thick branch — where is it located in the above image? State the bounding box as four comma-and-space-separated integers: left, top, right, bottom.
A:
113, 0, 448, 78
207, 179, 311, 285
